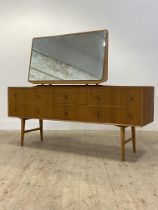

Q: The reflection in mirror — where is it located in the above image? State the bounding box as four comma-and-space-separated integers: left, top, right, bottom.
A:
29, 30, 107, 82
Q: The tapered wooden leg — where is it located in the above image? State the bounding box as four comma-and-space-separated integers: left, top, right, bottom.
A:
21, 118, 26, 146
39, 119, 43, 141
131, 126, 136, 153
120, 126, 125, 161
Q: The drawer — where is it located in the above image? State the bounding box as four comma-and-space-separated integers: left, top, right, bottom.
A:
8, 88, 51, 104
9, 103, 51, 118
8, 103, 25, 117
50, 105, 77, 120
8, 88, 24, 104
9, 87, 88, 105
51, 87, 88, 104
22, 103, 51, 119
88, 87, 141, 106
25, 88, 52, 103
50, 105, 90, 121
88, 106, 141, 125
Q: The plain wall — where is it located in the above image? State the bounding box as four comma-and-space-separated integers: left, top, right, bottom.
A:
0, 0, 158, 130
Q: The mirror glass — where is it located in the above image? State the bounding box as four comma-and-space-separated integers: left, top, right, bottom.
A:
28, 30, 107, 83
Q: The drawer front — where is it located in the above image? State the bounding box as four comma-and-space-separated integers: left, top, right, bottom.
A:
9, 104, 92, 121
9, 103, 49, 118
88, 106, 141, 125
8, 102, 141, 125
8, 88, 25, 117
24, 88, 51, 104
8, 88, 24, 104
9, 87, 88, 105
49, 105, 89, 121
8, 103, 25, 117
26, 103, 50, 118
50, 105, 77, 120
52, 87, 88, 104
8, 88, 51, 104
88, 87, 141, 106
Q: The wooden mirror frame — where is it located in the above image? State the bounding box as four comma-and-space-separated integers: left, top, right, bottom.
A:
28, 29, 108, 85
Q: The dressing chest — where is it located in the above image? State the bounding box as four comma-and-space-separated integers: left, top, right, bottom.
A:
8, 85, 154, 160
8, 29, 155, 161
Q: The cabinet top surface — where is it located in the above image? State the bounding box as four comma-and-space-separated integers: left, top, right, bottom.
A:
8, 85, 154, 89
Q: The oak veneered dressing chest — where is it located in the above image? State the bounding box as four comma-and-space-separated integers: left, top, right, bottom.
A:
8, 85, 154, 160
8, 30, 155, 161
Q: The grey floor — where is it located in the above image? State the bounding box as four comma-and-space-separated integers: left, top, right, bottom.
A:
0, 130, 158, 210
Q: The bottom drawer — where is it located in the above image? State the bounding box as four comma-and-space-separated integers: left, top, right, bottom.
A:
50, 105, 141, 125
50, 105, 89, 121
9, 103, 25, 117
9, 103, 141, 125
9, 103, 50, 119
88, 106, 141, 125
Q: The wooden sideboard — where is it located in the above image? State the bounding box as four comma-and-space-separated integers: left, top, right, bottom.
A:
8, 85, 154, 161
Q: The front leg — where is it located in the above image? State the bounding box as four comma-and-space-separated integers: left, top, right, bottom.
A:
39, 119, 44, 141
21, 118, 26, 146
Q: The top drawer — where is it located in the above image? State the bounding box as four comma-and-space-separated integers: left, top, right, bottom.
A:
9, 88, 51, 104
9, 87, 88, 105
88, 87, 141, 106
52, 86, 88, 104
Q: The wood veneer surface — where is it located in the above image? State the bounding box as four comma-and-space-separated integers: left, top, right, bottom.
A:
8, 85, 154, 126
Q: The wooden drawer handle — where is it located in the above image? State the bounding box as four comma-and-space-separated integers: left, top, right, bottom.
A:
14, 94, 17, 98
96, 113, 100, 118
64, 111, 68, 115
95, 95, 100, 100
64, 95, 68, 99
35, 95, 39, 99
128, 96, 133, 101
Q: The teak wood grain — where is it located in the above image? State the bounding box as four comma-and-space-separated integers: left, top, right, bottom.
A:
8, 85, 154, 161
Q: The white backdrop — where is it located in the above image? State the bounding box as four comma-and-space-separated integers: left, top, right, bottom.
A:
0, 0, 158, 130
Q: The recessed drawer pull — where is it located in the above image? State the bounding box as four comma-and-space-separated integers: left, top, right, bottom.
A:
96, 113, 100, 118
64, 95, 68, 100
35, 95, 39, 99
128, 96, 133, 101
64, 111, 68, 115
95, 95, 100, 100
14, 94, 17, 98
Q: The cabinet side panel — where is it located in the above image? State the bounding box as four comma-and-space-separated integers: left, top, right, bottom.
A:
8, 87, 17, 117
141, 87, 154, 126
8, 88, 24, 117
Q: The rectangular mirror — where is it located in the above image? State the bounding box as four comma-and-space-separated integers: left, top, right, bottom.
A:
28, 29, 108, 84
